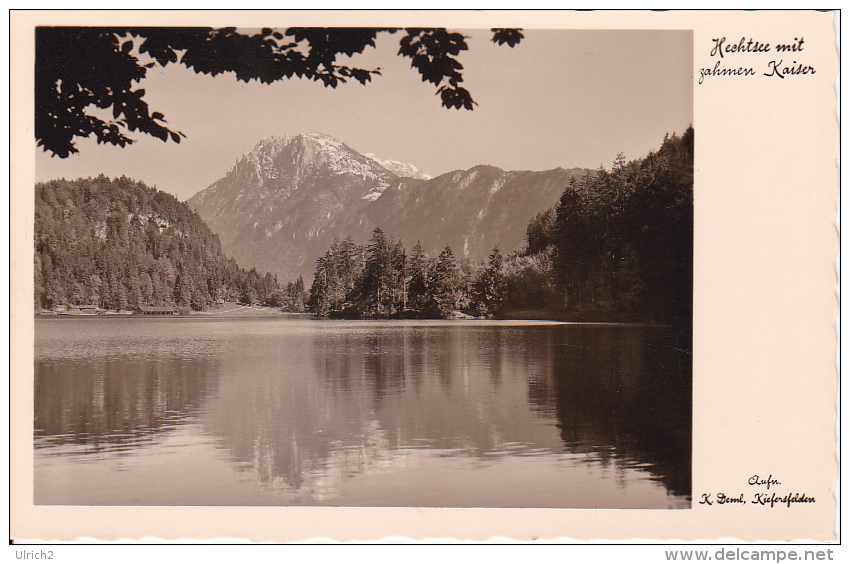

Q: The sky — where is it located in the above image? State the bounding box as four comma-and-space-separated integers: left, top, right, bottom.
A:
35, 29, 693, 202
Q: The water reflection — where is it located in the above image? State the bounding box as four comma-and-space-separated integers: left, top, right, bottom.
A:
197, 322, 690, 504
35, 358, 220, 453
34, 319, 691, 507
540, 325, 691, 498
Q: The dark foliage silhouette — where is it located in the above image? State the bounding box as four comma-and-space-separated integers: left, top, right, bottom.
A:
35, 27, 523, 157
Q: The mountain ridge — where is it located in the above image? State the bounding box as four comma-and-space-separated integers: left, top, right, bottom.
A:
188, 133, 589, 283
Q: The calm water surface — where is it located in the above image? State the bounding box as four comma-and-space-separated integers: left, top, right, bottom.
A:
34, 318, 691, 508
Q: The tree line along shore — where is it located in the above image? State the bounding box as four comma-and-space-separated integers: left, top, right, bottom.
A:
35, 128, 692, 325
307, 127, 692, 324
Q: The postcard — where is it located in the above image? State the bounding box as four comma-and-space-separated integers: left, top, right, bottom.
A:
9, 9, 838, 542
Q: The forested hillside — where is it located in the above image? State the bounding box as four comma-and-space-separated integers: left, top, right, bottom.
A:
307, 128, 693, 324
517, 126, 693, 323
34, 175, 293, 311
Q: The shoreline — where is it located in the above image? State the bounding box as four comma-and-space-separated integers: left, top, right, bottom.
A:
33, 312, 677, 327
34, 302, 685, 326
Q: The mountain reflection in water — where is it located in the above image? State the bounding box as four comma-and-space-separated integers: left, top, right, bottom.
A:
34, 318, 690, 507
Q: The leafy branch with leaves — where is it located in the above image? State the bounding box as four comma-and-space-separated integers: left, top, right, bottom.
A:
35, 26, 524, 157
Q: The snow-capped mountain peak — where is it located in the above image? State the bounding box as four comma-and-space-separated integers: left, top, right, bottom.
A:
245, 133, 406, 186
363, 153, 432, 180
242, 133, 430, 183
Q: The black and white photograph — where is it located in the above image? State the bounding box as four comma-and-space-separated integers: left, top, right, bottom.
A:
11, 9, 838, 544
31, 23, 694, 509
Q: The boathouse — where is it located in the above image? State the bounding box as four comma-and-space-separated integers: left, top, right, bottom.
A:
70, 304, 102, 314
134, 306, 179, 315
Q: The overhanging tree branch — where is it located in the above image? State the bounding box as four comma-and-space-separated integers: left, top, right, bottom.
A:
35, 26, 523, 157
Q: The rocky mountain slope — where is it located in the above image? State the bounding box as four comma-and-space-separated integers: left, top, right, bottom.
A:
188, 133, 586, 282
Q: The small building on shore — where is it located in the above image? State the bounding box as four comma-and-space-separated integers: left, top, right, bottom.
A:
70, 304, 103, 315
134, 306, 179, 316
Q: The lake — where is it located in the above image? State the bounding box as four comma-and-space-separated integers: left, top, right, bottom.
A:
34, 317, 691, 508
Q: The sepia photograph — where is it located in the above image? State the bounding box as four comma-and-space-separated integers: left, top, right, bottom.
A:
10, 9, 837, 544
31, 24, 693, 509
